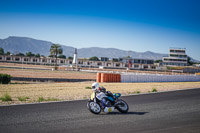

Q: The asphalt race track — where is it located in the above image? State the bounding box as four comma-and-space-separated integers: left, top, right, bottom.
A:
1, 88, 200, 133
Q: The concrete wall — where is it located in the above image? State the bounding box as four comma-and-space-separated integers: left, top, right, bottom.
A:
121, 73, 200, 83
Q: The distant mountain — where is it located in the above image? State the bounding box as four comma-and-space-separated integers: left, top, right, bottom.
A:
78, 47, 166, 60
0, 36, 75, 57
0, 36, 198, 62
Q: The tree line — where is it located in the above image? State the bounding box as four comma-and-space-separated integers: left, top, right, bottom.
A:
0, 46, 101, 61
0, 46, 72, 59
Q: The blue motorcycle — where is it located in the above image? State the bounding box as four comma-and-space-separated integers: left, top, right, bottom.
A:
87, 90, 129, 114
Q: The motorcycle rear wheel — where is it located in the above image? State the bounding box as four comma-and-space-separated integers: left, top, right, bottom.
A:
87, 101, 101, 114
116, 99, 129, 113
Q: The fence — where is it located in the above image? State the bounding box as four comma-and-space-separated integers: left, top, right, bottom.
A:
96, 72, 200, 83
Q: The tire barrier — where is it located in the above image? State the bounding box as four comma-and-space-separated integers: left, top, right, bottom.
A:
96, 73, 121, 83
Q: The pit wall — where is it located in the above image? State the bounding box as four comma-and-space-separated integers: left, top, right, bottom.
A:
96, 73, 200, 83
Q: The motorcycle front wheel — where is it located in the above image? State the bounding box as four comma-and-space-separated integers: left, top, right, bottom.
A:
87, 101, 101, 114
116, 99, 129, 113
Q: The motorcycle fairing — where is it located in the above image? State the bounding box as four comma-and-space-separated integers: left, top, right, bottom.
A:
96, 92, 107, 100
90, 92, 95, 100
107, 96, 115, 102
113, 93, 121, 99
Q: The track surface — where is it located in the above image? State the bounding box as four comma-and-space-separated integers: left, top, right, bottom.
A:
1, 88, 200, 133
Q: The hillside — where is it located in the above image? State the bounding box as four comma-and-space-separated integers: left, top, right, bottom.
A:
0, 36, 194, 61
78, 47, 166, 59
0, 36, 75, 57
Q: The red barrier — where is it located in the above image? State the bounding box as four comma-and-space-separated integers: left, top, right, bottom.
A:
97, 73, 121, 83
96, 73, 101, 82
101, 73, 105, 82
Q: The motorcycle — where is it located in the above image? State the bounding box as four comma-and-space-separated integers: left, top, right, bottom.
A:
87, 89, 129, 114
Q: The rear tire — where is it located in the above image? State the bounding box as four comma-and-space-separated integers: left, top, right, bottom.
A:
87, 101, 101, 114
116, 99, 129, 113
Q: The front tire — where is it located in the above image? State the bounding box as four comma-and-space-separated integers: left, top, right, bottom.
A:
116, 99, 129, 113
87, 101, 101, 114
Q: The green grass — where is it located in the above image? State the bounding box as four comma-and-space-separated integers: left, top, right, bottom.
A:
136, 91, 140, 94
127, 91, 131, 94
18, 96, 30, 102
46, 97, 59, 101
38, 96, 45, 102
85, 86, 92, 89
152, 88, 157, 92
83, 96, 88, 99
38, 96, 59, 102
11, 82, 28, 84
127, 91, 135, 94
0, 93, 12, 102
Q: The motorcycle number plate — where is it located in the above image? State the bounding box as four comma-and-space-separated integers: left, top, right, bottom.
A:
96, 92, 107, 100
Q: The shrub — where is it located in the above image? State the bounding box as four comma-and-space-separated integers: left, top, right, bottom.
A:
0, 74, 11, 84
89, 56, 100, 61
58, 55, 66, 59
54, 66, 58, 70
0, 93, 12, 101
18, 96, 30, 102
38, 96, 45, 102
85, 86, 92, 89
152, 88, 157, 92
136, 91, 140, 94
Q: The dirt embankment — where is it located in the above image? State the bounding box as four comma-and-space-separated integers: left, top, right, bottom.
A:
0, 68, 96, 80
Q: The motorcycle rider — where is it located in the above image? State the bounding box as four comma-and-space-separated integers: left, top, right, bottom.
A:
92, 82, 116, 101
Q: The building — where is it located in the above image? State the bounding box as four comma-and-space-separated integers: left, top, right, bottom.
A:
118, 57, 155, 69
0, 55, 69, 65
0, 55, 156, 70
162, 48, 188, 66
100, 57, 109, 62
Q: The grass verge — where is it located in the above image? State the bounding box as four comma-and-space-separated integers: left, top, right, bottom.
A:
38, 96, 45, 102
0, 82, 200, 105
85, 86, 92, 89
152, 88, 157, 92
18, 96, 30, 102
0, 93, 12, 102
38, 96, 59, 102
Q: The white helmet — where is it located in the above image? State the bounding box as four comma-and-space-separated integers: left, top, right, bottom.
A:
92, 82, 99, 91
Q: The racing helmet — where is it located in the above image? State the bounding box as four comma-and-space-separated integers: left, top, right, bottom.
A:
92, 82, 99, 91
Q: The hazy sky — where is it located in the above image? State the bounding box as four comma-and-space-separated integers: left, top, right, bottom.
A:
0, 0, 200, 60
